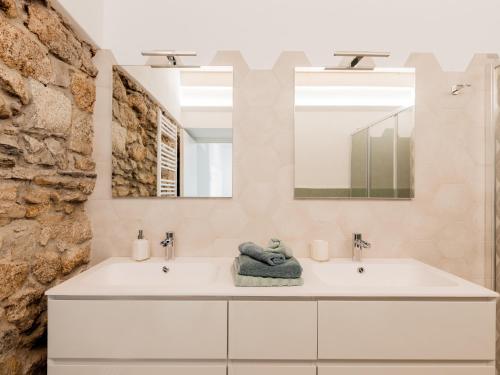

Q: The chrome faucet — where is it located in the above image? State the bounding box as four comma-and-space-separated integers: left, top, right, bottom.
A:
160, 232, 175, 260
352, 233, 370, 262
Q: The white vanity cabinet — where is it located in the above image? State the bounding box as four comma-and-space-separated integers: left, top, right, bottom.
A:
48, 298, 496, 375
45, 258, 498, 374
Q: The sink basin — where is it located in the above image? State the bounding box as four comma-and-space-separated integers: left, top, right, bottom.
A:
46, 257, 495, 298
311, 259, 458, 288
78, 259, 219, 288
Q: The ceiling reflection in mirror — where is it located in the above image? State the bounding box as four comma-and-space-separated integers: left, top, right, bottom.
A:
112, 65, 233, 198
294, 68, 415, 199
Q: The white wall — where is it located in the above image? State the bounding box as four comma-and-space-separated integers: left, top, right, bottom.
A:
181, 135, 233, 197
181, 130, 199, 196
205, 143, 232, 197
97, 0, 500, 70
55, 0, 104, 46
122, 66, 182, 121
181, 111, 232, 130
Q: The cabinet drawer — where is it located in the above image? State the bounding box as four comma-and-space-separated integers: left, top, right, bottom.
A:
48, 300, 227, 359
318, 364, 494, 375
318, 301, 495, 360
228, 301, 317, 359
49, 362, 226, 375
229, 363, 316, 375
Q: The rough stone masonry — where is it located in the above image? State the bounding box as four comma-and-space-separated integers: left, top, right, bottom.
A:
0, 0, 97, 373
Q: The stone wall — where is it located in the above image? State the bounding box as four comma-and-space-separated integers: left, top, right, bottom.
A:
0, 1, 97, 373
112, 66, 176, 197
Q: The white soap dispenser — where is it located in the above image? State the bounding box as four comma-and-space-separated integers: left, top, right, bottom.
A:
132, 229, 150, 261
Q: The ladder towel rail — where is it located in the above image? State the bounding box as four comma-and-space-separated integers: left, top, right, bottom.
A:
156, 109, 178, 197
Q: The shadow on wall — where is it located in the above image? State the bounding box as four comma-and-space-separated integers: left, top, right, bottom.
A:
0, 1, 98, 373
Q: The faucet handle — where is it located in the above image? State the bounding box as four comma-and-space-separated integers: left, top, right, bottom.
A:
353, 233, 362, 241
160, 232, 175, 247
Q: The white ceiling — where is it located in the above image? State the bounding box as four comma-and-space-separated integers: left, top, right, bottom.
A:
57, 0, 500, 71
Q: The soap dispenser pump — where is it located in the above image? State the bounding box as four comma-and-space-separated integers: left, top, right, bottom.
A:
132, 229, 150, 261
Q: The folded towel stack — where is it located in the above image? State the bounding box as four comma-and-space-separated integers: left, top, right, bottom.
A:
239, 241, 286, 266
233, 239, 303, 287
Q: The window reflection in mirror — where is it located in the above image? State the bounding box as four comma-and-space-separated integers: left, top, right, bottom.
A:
294, 68, 415, 199
112, 65, 233, 198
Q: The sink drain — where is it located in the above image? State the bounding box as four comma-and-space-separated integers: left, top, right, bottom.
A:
357, 267, 365, 274
162, 266, 170, 274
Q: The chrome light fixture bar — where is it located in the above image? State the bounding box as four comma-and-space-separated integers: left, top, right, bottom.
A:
330, 50, 391, 70
149, 64, 201, 69
141, 50, 199, 68
325, 66, 375, 71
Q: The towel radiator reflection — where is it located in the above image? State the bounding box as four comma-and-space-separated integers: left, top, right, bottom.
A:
156, 109, 178, 197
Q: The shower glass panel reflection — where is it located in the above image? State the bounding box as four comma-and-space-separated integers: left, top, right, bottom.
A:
350, 107, 414, 198
294, 67, 415, 200
350, 129, 368, 198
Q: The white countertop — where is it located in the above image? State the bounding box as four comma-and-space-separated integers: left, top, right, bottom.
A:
46, 257, 498, 299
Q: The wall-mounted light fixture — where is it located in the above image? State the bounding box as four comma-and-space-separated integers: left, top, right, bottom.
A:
326, 51, 391, 70
141, 50, 199, 68
451, 83, 471, 95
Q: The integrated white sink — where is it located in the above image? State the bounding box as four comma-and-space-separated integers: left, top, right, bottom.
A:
46, 257, 496, 298
311, 259, 457, 288
68, 258, 220, 289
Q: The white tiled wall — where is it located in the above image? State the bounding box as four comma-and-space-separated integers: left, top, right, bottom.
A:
88, 50, 497, 286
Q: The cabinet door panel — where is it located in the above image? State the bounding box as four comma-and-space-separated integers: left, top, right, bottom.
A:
228, 301, 317, 360
49, 300, 227, 359
318, 301, 495, 360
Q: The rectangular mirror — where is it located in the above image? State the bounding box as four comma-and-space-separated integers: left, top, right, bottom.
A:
294, 68, 415, 199
112, 65, 233, 198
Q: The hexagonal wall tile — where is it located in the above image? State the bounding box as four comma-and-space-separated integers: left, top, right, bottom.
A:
431, 183, 475, 216
239, 182, 278, 217
208, 202, 249, 238
237, 145, 282, 185
271, 205, 309, 241
436, 220, 477, 260
237, 107, 282, 146
210, 51, 250, 86
176, 218, 218, 255
273, 87, 295, 126
241, 70, 281, 107
272, 51, 311, 88
178, 200, 216, 219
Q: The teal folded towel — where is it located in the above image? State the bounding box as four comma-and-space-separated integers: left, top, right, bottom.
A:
239, 241, 285, 266
235, 254, 302, 279
264, 238, 293, 258
232, 260, 303, 287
